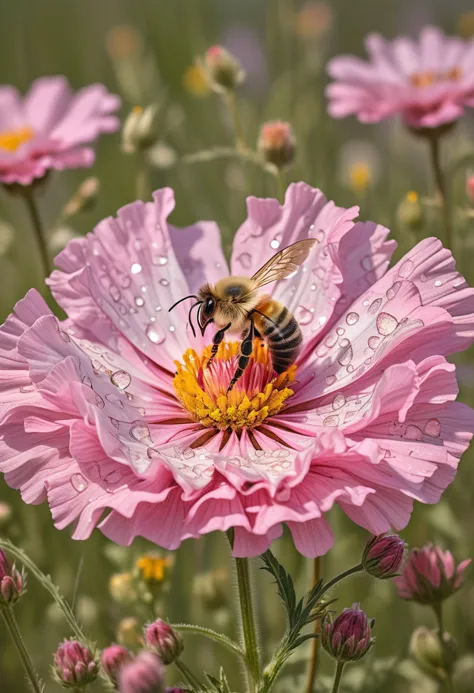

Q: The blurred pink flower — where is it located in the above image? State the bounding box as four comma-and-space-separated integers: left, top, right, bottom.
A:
326, 26, 474, 129
0, 76, 120, 185
394, 544, 471, 604
119, 651, 165, 693
0, 183, 473, 557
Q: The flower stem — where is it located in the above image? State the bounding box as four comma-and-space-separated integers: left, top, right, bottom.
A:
305, 557, 322, 693
428, 135, 453, 251
433, 602, 455, 693
319, 564, 364, 600
276, 169, 285, 204
2, 606, 43, 693
136, 154, 151, 200
22, 187, 51, 280
172, 623, 244, 658
331, 662, 345, 693
174, 658, 203, 691
224, 91, 246, 151
235, 556, 261, 689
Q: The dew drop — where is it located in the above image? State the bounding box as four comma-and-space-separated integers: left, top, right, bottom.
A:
316, 344, 328, 358
109, 285, 121, 302
141, 285, 147, 293
155, 306, 162, 312
109, 417, 120, 429
117, 273, 131, 288
159, 278, 169, 287
347, 365, 354, 373
131, 263, 142, 274
146, 324, 165, 344
103, 470, 122, 484
59, 330, 71, 342
339, 337, 350, 347
169, 325, 176, 332
105, 393, 124, 408
361, 256, 374, 271
130, 421, 151, 441
323, 414, 339, 427
363, 299, 370, 307
319, 316, 327, 326
117, 303, 128, 315
332, 393, 346, 410
270, 235, 281, 250
71, 473, 88, 493
95, 394, 105, 409
338, 344, 353, 366
110, 370, 131, 390
135, 296, 145, 307
346, 312, 359, 325
237, 252, 252, 270
336, 327, 345, 336
157, 256, 168, 266
420, 273, 428, 282
404, 424, 423, 441
386, 281, 402, 300
82, 375, 93, 388
368, 335, 380, 350
325, 333, 338, 348
368, 298, 382, 314
376, 312, 398, 336
311, 283, 317, 291
398, 259, 414, 278
295, 305, 313, 326
325, 374, 337, 386
424, 418, 441, 437
434, 279, 442, 287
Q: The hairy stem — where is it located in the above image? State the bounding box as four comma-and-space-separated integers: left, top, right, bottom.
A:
331, 661, 345, 693
305, 557, 322, 693
276, 169, 285, 204
428, 135, 453, 251
224, 91, 246, 150
319, 564, 364, 600
235, 556, 261, 689
433, 603, 454, 693
174, 658, 203, 691
22, 187, 51, 280
2, 607, 43, 693
172, 623, 244, 658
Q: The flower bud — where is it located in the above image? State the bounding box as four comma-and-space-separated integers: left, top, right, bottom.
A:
62, 177, 100, 218
203, 45, 245, 92
53, 639, 99, 688
0, 549, 24, 607
321, 603, 374, 663
110, 571, 138, 605
362, 534, 405, 579
397, 191, 424, 232
117, 617, 143, 650
144, 619, 183, 664
118, 651, 165, 693
101, 644, 132, 686
122, 105, 159, 154
466, 174, 474, 204
409, 627, 457, 680
394, 544, 471, 605
258, 121, 296, 169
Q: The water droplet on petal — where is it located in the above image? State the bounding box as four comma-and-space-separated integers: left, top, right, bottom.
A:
109, 285, 121, 302
117, 273, 131, 288
338, 344, 353, 366
323, 414, 339, 427
368, 336, 380, 350
339, 337, 350, 347
368, 298, 382, 314
159, 278, 169, 287
270, 235, 282, 249
134, 296, 145, 307
404, 424, 423, 441
103, 470, 122, 484
424, 418, 441, 437
169, 325, 175, 332
59, 330, 71, 342
237, 252, 252, 270
157, 256, 168, 266
386, 282, 402, 300
398, 259, 414, 278
376, 312, 398, 336
110, 370, 131, 390
346, 312, 359, 325
347, 365, 354, 373
325, 333, 338, 348
109, 417, 120, 429
362, 299, 369, 307
316, 344, 328, 358
130, 421, 151, 441
82, 375, 93, 388
311, 283, 317, 291
146, 324, 165, 344
95, 394, 105, 408
325, 375, 337, 385
332, 393, 346, 410
71, 473, 88, 492
105, 393, 124, 408
434, 279, 442, 287
131, 263, 142, 274
336, 327, 345, 336
361, 256, 374, 271
295, 305, 313, 326
420, 273, 428, 282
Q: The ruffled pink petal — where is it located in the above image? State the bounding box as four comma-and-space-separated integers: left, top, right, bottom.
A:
23, 76, 72, 132
50, 84, 121, 146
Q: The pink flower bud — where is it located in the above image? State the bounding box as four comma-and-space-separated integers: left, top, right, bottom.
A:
0, 549, 24, 606
54, 639, 98, 688
394, 544, 471, 605
144, 619, 183, 664
204, 45, 245, 92
362, 534, 405, 579
101, 644, 132, 685
322, 604, 374, 662
257, 121, 296, 169
466, 174, 474, 204
118, 651, 165, 693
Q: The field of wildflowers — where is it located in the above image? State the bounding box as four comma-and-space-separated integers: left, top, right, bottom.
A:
2, 1, 474, 692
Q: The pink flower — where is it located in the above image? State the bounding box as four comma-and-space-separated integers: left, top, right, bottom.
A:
0, 76, 120, 185
119, 651, 165, 693
144, 620, 183, 664
0, 183, 473, 558
101, 645, 132, 685
326, 26, 474, 129
362, 534, 405, 579
322, 603, 374, 662
394, 544, 471, 604
54, 639, 98, 688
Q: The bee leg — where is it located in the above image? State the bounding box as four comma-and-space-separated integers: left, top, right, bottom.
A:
227, 320, 255, 393
206, 322, 231, 368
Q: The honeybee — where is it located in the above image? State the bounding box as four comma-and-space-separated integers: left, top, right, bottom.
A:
169, 238, 317, 392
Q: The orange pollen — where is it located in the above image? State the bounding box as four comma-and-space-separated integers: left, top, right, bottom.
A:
0, 126, 34, 153
173, 340, 297, 432
410, 67, 462, 88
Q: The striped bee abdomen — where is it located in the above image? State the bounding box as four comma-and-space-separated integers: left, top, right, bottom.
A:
253, 299, 303, 374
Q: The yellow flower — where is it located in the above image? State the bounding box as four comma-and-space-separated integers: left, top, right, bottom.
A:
109, 572, 137, 604
183, 63, 211, 97
135, 554, 172, 585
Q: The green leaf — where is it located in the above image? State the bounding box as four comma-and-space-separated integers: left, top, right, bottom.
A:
260, 550, 298, 628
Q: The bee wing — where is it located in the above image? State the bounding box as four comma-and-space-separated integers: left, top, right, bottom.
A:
250, 238, 318, 289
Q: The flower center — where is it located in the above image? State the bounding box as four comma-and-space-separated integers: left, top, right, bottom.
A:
410, 67, 462, 88
0, 126, 34, 153
173, 340, 296, 431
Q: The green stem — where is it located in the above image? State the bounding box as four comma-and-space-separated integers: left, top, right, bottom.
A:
235, 556, 261, 688
22, 187, 51, 279
2, 607, 43, 693
136, 155, 151, 200
276, 169, 285, 204
331, 662, 345, 693
224, 91, 246, 150
428, 135, 453, 251
0, 539, 85, 641
319, 564, 364, 600
305, 557, 322, 693
174, 658, 203, 691
171, 623, 244, 658
433, 603, 455, 693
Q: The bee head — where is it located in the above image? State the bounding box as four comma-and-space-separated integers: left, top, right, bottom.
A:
197, 287, 218, 335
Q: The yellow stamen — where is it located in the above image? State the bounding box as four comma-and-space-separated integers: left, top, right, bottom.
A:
410, 68, 462, 88
0, 126, 34, 153
407, 191, 419, 203
173, 340, 296, 432
135, 555, 172, 583
349, 162, 371, 194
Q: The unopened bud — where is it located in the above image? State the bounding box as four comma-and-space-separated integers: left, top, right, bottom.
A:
122, 105, 159, 154
119, 651, 165, 693
53, 639, 99, 689
258, 121, 296, 169
410, 627, 457, 680
397, 191, 424, 231
466, 174, 474, 204
101, 644, 132, 686
63, 177, 100, 218
117, 617, 143, 650
322, 603, 374, 663
362, 534, 405, 579
203, 45, 245, 92
0, 549, 24, 607
394, 544, 471, 605
144, 619, 183, 664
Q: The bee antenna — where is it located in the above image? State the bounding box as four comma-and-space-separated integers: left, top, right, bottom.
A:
187, 301, 201, 338
168, 295, 198, 312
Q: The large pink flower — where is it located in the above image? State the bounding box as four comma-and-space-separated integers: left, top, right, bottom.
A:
0, 183, 473, 558
326, 26, 474, 129
0, 76, 120, 185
